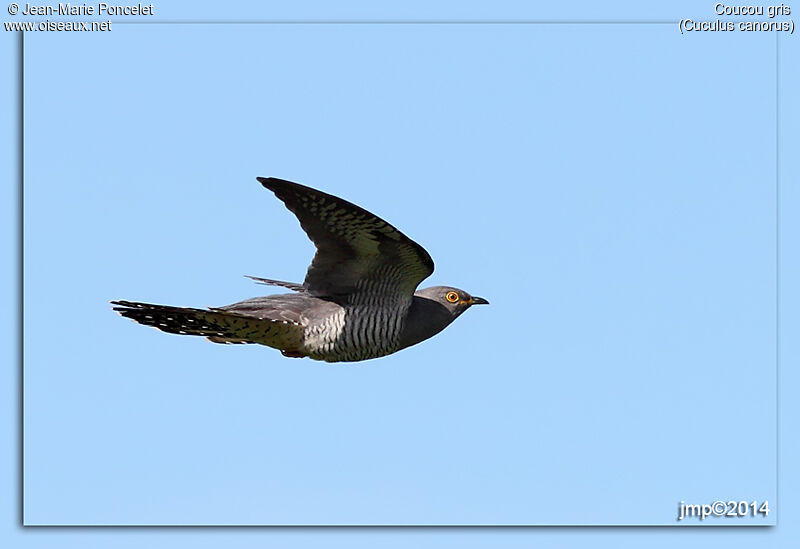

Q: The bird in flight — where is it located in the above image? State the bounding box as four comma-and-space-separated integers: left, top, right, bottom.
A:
112, 178, 488, 362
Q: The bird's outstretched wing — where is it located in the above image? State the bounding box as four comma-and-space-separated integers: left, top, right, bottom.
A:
258, 177, 434, 302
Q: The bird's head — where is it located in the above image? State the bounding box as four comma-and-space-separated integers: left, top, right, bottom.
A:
414, 286, 489, 318
398, 286, 489, 350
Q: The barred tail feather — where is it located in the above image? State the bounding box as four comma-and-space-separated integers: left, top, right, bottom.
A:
110, 300, 306, 353
111, 300, 251, 343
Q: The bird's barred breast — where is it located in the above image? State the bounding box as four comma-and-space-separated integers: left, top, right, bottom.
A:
305, 304, 407, 362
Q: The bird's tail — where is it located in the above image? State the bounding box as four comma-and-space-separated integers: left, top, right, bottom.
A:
111, 300, 261, 344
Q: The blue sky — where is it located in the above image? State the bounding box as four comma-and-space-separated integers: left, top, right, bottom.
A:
3, 0, 799, 547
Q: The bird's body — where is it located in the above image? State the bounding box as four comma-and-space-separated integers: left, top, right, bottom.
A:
112, 178, 487, 362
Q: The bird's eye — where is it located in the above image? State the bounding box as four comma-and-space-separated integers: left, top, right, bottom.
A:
445, 291, 459, 303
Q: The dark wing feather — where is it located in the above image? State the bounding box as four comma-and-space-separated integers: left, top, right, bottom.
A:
258, 177, 434, 301
244, 275, 305, 292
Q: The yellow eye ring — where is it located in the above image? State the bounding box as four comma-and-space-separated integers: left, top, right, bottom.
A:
445, 291, 459, 303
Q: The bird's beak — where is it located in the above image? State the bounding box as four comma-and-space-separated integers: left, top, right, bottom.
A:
469, 296, 489, 306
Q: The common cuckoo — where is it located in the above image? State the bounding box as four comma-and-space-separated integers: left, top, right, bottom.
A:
112, 178, 488, 362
